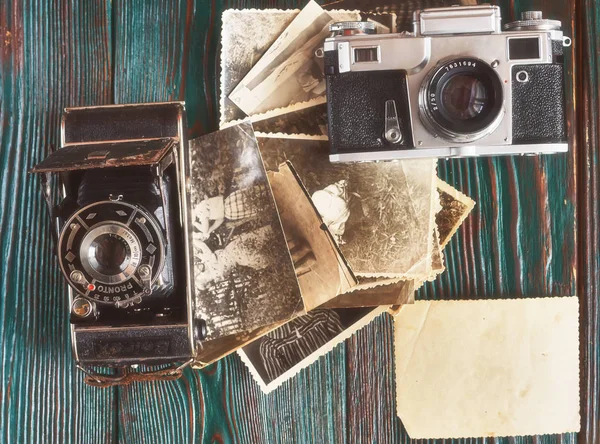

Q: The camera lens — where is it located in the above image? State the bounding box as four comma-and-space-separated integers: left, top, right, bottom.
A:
89, 233, 130, 275
420, 58, 504, 142
78, 222, 143, 285
58, 200, 166, 306
440, 74, 487, 120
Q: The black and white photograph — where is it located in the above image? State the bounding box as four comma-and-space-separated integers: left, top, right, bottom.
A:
219, 8, 362, 126
227, 2, 357, 117
219, 9, 297, 125
258, 138, 437, 277
189, 122, 302, 341
238, 306, 387, 392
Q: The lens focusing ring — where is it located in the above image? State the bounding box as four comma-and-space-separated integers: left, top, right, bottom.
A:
57, 200, 166, 306
419, 58, 504, 143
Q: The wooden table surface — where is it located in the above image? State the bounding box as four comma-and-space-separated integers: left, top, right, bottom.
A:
0, 0, 596, 443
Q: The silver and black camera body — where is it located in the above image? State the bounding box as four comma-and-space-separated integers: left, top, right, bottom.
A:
324, 6, 571, 162
32, 102, 204, 383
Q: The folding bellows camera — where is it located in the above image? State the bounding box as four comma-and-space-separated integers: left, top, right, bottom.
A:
324, 6, 571, 162
32, 103, 205, 384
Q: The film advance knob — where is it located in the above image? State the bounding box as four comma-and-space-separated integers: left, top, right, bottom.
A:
71, 297, 96, 318
503, 11, 561, 31
521, 10, 543, 21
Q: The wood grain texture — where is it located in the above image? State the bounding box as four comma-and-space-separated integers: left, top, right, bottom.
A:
575, 0, 600, 441
0, 1, 116, 443
0, 0, 591, 442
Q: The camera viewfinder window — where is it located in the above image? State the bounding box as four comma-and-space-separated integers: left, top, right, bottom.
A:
508, 37, 540, 60
354, 47, 379, 63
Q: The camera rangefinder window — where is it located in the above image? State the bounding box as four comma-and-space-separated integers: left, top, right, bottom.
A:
353, 47, 379, 63
421, 58, 504, 141
508, 37, 541, 61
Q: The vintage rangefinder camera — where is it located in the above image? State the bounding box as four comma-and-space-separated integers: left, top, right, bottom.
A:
324, 6, 571, 162
32, 102, 204, 385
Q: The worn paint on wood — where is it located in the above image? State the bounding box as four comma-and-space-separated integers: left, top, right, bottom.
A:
0, 0, 595, 443
0, 1, 115, 443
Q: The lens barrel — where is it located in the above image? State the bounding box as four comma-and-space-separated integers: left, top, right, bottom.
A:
419, 58, 504, 142
57, 200, 166, 306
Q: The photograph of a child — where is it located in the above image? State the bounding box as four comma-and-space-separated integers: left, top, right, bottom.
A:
258, 138, 436, 277
189, 123, 302, 340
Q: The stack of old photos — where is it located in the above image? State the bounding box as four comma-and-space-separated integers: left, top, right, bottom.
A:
186, 1, 475, 392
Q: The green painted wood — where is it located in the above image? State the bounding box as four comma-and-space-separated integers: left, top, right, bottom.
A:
1, 0, 595, 442
0, 1, 116, 443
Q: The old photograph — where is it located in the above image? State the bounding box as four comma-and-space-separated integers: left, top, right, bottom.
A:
321, 277, 414, 308
220, 8, 362, 125
189, 122, 302, 341
436, 178, 476, 248
267, 163, 357, 310
220, 8, 393, 137
252, 103, 328, 138
220, 9, 298, 125
227, 2, 359, 118
238, 306, 387, 392
258, 138, 436, 277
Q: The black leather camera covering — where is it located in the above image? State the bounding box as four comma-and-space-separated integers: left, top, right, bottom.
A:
63, 103, 182, 144
326, 69, 413, 154
75, 324, 193, 366
512, 64, 566, 144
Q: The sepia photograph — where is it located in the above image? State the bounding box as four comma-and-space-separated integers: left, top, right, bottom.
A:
258, 138, 436, 277
189, 122, 302, 341
436, 178, 476, 248
252, 103, 328, 138
267, 162, 357, 310
220, 8, 362, 126
238, 306, 387, 392
321, 276, 414, 308
220, 9, 298, 125
227, 2, 359, 117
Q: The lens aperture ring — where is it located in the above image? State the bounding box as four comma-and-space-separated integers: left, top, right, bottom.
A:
58, 200, 166, 307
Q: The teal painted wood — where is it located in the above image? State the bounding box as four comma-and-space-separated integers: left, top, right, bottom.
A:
0, 1, 116, 443
0, 0, 593, 442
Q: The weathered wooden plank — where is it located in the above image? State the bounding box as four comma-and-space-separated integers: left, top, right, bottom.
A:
0, 1, 115, 443
574, 0, 600, 441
